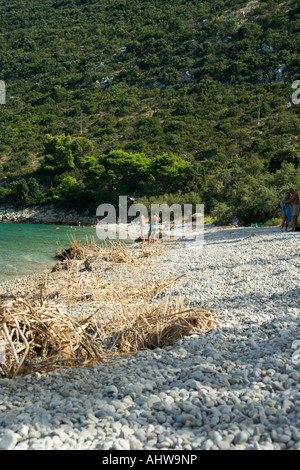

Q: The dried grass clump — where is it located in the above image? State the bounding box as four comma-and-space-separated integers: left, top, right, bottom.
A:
54, 239, 172, 273
56, 240, 90, 261
0, 243, 221, 379
0, 298, 100, 379
0, 284, 220, 379
110, 293, 220, 353
56, 239, 136, 264
43, 271, 184, 307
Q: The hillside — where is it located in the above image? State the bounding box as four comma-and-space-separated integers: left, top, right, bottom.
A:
0, 0, 299, 224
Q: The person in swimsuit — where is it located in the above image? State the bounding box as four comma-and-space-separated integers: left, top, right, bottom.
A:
280, 192, 291, 232
286, 188, 299, 231
148, 212, 160, 244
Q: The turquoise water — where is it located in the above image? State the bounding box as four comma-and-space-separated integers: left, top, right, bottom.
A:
0, 222, 98, 281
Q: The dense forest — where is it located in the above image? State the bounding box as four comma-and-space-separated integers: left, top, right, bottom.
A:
0, 0, 299, 224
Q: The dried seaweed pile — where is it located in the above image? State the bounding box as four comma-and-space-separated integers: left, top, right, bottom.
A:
108, 292, 220, 354
43, 271, 184, 307
0, 290, 220, 379
0, 298, 99, 379
55, 239, 171, 268
0, 242, 221, 378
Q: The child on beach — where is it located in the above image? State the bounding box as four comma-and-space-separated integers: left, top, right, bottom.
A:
280, 192, 291, 231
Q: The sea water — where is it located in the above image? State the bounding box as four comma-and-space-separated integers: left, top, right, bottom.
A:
0, 222, 98, 281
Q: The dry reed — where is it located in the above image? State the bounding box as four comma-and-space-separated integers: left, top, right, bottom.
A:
0, 242, 221, 378
55, 238, 172, 267
0, 298, 99, 378
107, 292, 220, 354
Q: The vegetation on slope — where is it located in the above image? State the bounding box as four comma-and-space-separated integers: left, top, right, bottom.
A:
0, 0, 299, 224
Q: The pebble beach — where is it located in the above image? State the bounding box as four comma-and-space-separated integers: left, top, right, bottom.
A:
0, 225, 299, 451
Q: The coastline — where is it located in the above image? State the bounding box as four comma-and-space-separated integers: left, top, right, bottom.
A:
0, 204, 96, 227
0, 225, 300, 450
0, 224, 290, 290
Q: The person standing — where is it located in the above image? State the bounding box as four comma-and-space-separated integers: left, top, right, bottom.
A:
148, 212, 160, 244
280, 192, 291, 232
287, 188, 299, 231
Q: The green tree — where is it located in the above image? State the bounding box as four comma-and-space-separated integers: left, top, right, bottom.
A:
7, 177, 42, 206
42, 134, 75, 174
26, 178, 43, 205
146, 153, 192, 195
71, 137, 95, 168
51, 175, 83, 205
8, 179, 29, 206
210, 201, 232, 225
229, 175, 278, 224
98, 150, 151, 199
268, 145, 300, 172
0, 186, 9, 203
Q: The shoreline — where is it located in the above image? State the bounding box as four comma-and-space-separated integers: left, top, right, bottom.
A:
0, 224, 293, 296
0, 224, 288, 288
0, 204, 96, 227
0, 225, 300, 450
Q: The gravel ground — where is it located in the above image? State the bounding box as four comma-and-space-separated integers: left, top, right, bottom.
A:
0, 226, 299, 450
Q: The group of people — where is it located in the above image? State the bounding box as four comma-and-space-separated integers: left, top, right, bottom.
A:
138, 189, 299, 242
139, 213, 185, 243
139, 212, 160, 244
280, 187, 299, 232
